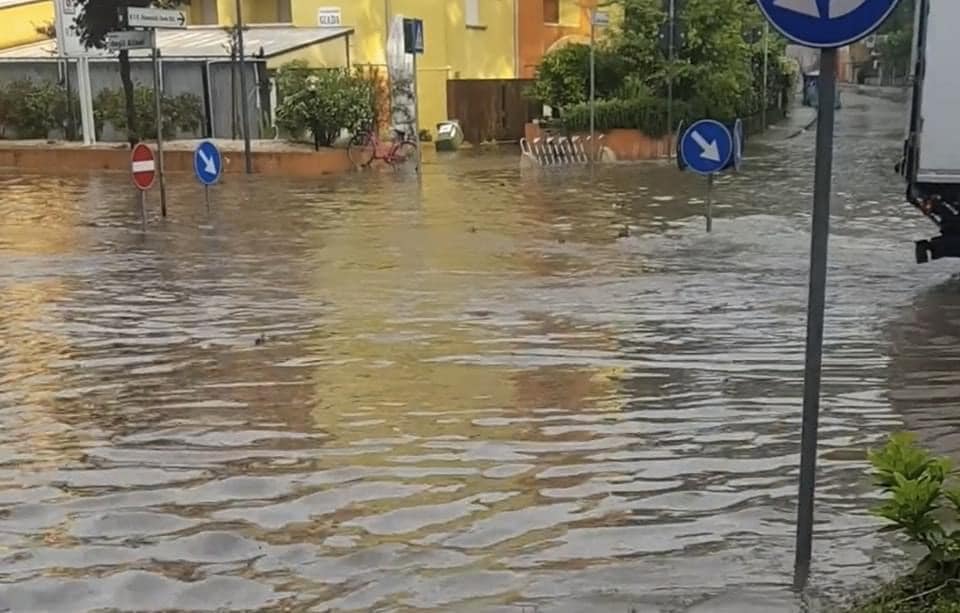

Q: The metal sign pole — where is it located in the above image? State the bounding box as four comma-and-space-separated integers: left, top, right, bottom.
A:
412, 50, 421, 175
235, 0, 253, 174
762, 22, 770, 130
589, 14, 596, 164
151, 32, 167, 218
667, 0, 675, 158
706, 174, 714, 233
204, 184, 210, 210
794, 47, 838, 592
139, 191, 146, 230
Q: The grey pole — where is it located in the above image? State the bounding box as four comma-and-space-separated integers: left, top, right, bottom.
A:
151, 32, 167, 218
793, 47, 838, 592
667, 0, 675, 158
412, 50, 421, 174
762, 21, 770, 130
589, 12, 596, 163
706, 174, 713, 233
235, 0, 253, 174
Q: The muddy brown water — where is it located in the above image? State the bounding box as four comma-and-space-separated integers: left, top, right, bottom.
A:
0, 91, 956, 612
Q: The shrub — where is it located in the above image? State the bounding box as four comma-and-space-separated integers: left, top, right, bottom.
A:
274, 61, 376, 149
2, 79, 69, 139
93, 86, 203, 140
869, 433, 960, 565
560, 96, 697, 136
527, 43, 629, 109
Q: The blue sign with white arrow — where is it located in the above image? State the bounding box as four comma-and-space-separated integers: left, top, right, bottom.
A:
193, 140, 222, 186
680, 120, 733, 176
756, 0, 901, 49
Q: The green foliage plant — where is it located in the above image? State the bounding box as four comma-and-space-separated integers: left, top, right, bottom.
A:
870, 434, 960, 568
274, 61, 376, 150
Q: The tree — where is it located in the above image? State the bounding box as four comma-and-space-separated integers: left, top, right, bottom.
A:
876, 0, 915, 80
73, 0, 183, 145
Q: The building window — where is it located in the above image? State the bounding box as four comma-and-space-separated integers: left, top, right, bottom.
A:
197, 0, 217, 24
543, 0, 560, 24
465, 0, 482, 27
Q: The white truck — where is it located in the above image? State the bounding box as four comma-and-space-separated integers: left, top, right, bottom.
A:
901, 0, 960, 262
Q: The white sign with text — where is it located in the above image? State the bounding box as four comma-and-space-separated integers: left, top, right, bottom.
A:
317, 7, 342, 26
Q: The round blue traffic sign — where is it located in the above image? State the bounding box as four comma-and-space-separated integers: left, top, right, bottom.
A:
680, 120, 733, 176
756, 0, 902, 49
193, 140, 222, 186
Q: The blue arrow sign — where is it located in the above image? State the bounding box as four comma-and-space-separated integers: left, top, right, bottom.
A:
756, 0, 901, 48
193, 140, 222, 186
680, 120, 733, 176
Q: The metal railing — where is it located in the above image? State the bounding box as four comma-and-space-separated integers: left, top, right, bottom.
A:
520, 134, 605, 166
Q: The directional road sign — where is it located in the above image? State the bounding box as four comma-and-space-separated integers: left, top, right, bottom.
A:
756, 0, 901, 48
193, 140, 223, 186
126, 6, 187, 29
680, 119, 733, 176
733, 118, 744, 172
403, 18, 424, 54
106, 30, 152, 51
131, 143, 156, 191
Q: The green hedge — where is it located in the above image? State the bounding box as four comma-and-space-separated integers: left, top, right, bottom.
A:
561, 96, 705, 137
93, 86, 203, 140
0, 79, 203, 141
0, 79, 72, 139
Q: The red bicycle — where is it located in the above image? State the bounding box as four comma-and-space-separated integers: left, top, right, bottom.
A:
348, 128, 419, 170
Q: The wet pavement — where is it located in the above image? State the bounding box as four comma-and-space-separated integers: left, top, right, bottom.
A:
0, 89, 954, 612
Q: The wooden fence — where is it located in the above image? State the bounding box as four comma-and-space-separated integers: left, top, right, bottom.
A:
446, 79, 539, 144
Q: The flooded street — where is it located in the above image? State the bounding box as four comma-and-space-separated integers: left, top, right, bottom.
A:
0, 90, 956, 612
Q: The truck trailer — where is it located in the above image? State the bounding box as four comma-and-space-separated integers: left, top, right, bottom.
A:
901, 0, 960, 263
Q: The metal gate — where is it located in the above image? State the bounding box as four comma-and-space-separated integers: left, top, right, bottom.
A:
445, 79, 538, 144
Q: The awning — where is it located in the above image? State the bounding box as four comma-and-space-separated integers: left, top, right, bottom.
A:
0, 25, 353, 60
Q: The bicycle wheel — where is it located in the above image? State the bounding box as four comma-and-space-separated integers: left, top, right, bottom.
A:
389, 141, 419, 170
348, 132, 375, 168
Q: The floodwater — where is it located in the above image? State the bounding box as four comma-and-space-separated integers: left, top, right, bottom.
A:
0, 90, 955, 612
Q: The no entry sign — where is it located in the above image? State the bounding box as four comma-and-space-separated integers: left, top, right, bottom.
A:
131, 143, 156, 190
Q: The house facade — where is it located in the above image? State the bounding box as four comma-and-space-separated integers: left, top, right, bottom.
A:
0, 0, 605, 138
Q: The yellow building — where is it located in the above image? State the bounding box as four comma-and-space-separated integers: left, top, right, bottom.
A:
190, 0, 518, 139
0, 0, 591, 139
0, 0, 54, 49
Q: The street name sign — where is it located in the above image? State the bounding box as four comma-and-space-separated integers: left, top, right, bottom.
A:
680, 119, 733, 176
107, 30, 152, 51
126, 7, 187, 29
756, 0, 901, 48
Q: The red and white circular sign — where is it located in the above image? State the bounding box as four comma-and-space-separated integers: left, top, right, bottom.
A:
131, 143, 156, 191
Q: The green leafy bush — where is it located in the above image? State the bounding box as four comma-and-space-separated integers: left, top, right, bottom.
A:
94, 86, 202, 140
1, 79, 70, 139
274, 61, 376, 149
869, 433, 960, 564
560, 96, 699, 137
529, 0, 794, 130
527, 43, 628, 109
847, 434, 960, 612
